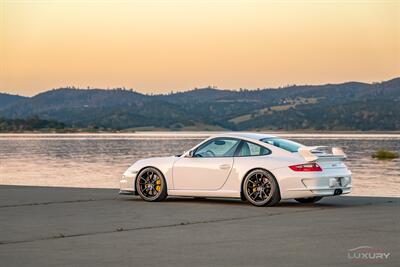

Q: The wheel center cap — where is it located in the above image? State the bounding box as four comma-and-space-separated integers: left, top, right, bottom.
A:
257, 186, 263, 191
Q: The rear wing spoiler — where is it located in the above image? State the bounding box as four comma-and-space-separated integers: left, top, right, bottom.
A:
298, 146, 347, 162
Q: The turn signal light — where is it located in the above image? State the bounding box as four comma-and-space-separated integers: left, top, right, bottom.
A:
289, 163, 322, 172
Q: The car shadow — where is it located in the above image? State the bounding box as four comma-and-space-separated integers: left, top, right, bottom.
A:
118, 195, 398, 208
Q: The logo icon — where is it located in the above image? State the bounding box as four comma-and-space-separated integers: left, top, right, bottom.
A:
347, 246, 390, 263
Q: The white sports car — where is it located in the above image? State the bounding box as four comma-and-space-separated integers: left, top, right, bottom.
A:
119, 133, 352, 206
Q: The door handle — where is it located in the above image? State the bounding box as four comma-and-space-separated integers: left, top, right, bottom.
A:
219, 164, 231, 170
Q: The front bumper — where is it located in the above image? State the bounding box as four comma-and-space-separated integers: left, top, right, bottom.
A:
119, 173, 137, 195
119, 189, 135, 195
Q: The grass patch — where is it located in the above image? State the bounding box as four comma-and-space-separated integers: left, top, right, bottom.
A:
371, 149, 399, 160
228, 97, 319, 124
229, 114, 254, 124
270, 104, 295, 111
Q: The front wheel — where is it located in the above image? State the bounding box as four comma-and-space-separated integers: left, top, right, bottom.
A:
295, 197, 323, 203
243, 169, 280, 207
136, 167, 167, 202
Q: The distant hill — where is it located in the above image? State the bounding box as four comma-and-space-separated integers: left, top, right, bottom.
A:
1, 78, 399, 131
0, 93, 27, 110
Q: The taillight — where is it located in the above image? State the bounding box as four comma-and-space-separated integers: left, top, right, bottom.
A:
289, 163, 322, 172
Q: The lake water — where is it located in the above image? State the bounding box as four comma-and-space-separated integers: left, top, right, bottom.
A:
0, 133, 399, 197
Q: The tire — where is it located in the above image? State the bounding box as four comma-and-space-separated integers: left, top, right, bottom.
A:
136, 167, 167, 202
295, 197, 323, 204
242, 169, 280, 207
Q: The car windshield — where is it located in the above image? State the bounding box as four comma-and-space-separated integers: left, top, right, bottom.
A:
260, 137, 303, 153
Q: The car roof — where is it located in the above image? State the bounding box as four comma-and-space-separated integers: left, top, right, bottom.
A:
217, 132, 276, 141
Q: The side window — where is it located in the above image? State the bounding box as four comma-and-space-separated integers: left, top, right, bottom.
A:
237, 141, 270, 157
194, 138, 240, 158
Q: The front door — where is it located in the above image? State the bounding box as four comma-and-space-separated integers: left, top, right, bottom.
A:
172, 138, 240, 190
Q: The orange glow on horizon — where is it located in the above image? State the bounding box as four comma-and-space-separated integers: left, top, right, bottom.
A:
0, 0, 399, 96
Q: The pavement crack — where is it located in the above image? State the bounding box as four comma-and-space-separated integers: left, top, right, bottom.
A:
0, 208, 320, 245
0, 198, 116, 208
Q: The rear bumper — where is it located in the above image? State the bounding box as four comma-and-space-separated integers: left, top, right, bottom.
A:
279, 172, 352, 199
287, 186, 352, 196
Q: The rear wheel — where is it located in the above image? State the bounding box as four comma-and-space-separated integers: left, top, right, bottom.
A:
136, 167, 167, 202
243, 169, 280, 207
295, 197, 323, 203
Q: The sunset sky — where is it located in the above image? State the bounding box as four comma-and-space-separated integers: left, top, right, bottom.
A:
0, 0, 399, 96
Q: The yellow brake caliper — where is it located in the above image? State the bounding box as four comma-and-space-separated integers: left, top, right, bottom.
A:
155, 178, 161, 191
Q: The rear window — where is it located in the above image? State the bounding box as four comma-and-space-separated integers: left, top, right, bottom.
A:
260, 137, 303, 153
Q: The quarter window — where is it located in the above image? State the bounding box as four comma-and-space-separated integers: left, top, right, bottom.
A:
237, 141, 270, 157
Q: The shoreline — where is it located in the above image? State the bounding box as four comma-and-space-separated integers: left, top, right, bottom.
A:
1, 130, 400, 134
1, 131, 400, 136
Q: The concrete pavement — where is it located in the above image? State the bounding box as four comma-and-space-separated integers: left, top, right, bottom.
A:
0, 185, 398, 266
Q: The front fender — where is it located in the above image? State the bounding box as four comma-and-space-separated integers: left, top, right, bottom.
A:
121, 156, 177, 192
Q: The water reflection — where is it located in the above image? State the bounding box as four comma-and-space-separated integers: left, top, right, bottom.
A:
0, 134, 399, 197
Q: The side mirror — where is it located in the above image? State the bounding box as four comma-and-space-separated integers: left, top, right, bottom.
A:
186, 150, 195, 157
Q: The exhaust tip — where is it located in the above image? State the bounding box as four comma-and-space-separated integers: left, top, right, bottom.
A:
334, 189, 343, 195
